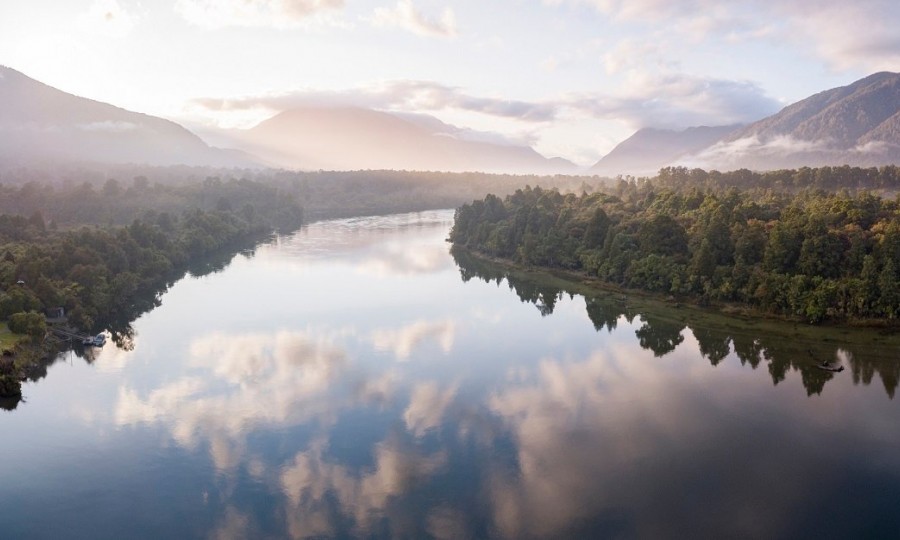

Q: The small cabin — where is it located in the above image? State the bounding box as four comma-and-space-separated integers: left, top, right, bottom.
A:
45, 307, 65, 319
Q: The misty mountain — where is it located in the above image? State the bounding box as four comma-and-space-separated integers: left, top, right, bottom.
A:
590, 125, 741, 176
0, 66, 253, 168
694, 71, 900, 170
229, 106, 577, 174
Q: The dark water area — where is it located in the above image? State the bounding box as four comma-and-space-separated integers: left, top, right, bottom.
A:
1, 210, 899, 539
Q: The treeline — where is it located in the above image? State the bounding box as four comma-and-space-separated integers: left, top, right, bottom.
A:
652, 165, 900, 192
0, 176, 303, 228
0, 164, 610, 223
269, 170, 606, 220
450, 176, 900, 324
0, 178, 304, 334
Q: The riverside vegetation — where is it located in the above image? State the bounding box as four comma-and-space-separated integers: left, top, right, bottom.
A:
0, 167, 605, 398
450, 165, 900, 325
0, 176, 304, 397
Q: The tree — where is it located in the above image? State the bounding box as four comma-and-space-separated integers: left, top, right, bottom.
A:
8, 311, 46, 340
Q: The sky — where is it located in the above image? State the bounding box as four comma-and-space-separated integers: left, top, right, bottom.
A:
1, 0, 899, 165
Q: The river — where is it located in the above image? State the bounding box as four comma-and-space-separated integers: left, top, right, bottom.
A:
1, 210, 899, 539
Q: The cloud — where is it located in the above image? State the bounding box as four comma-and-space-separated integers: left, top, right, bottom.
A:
192, 72, 775, 132
403, 381, 458, 436
370, 319, 457, 361
777, 0, 900, 72
570, 73, 781, 129
174, 0, 344, 29
77, 0, 138, 38
551, 0, 900, 73
683, 133, 900, 170
602, 39, 671, 75
372, 0, 457, 38
191, 80, 558, 123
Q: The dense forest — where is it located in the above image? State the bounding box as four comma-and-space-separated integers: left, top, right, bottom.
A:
450, 166, 900, 324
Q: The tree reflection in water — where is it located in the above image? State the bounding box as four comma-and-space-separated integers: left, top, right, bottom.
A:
452, 246, 900, 398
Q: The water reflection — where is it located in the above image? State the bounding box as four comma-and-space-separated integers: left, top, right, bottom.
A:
370, 319, 456, 361
451, 245, 900, 398
115, 330, 353, 470
4, 211, 900, 539
280, 434, 447, 538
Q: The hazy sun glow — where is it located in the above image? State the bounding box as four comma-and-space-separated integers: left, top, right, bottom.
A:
1, 0, 897, 164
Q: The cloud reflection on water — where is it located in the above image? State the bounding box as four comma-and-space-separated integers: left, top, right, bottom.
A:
110, 314, 900, 538
280, 434, 447, 539
370, 319, 456, 360
115, 329, 352, 470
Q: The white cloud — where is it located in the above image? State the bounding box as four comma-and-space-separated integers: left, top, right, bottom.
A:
192, 71, 776, 133
372, 0, 457, 38
191, 80, 558, 124
683, 133, 900, 170
570, 72, 781, 129
778, 1, 900, 72
550, 0, 900, 73
174, 0, 344, 29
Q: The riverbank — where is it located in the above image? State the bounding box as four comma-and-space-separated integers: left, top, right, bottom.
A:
453, 245, 900, 341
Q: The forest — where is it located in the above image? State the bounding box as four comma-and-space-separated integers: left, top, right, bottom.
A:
0, 164, 607, 223
0, 177, 303, 396
450, 166, 900, 324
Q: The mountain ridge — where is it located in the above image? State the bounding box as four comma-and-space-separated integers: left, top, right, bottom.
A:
233, 105, 578, 174
0, 65, 254, 168
590, 125, 742, 176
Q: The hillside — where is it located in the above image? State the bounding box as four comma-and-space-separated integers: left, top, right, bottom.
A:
590, 125, 740, 176
696, 72, 900, 170
230, 106, 578, 174
0, 66, 253, 167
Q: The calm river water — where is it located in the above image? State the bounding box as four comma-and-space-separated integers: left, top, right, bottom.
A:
2, 210, 899, 539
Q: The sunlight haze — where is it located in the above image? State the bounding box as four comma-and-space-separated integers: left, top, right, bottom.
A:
2, 0, 896, 165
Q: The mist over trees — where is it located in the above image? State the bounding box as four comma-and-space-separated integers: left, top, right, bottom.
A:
0, 165, 610, 223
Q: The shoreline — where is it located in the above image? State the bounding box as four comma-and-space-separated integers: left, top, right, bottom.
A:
453, 245, 900, 333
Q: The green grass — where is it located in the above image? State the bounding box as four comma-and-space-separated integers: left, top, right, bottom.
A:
0, 323, 25, 350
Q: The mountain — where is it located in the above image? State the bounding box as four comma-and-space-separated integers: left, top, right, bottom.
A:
590, 125, 741, 176
0, 66, 253, 167
229, 106, 578, 174
694, 72, 900, 170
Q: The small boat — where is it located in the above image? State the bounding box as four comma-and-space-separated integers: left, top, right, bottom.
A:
82, 334, 106, 347
816, 362, 844, 373
808, 350, 844, 372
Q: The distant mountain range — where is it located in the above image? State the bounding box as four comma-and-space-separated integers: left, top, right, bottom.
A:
227, 106, 578, 174
0, 66, 251, 168
592, 71, 900, 176
3, 65, 900, 175
590, 125, 741, 176
0, 66, 575, 174
697, 71, 900, 170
